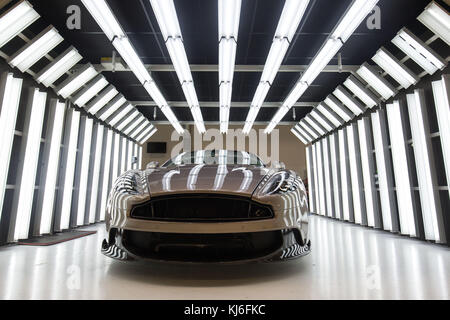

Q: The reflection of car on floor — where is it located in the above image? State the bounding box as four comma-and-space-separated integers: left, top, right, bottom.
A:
102, 150, 310, 263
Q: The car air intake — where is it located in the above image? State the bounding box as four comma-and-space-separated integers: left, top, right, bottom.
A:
130, 193, 274, 222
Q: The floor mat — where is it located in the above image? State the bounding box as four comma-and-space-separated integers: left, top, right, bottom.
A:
17, 230, 97, 246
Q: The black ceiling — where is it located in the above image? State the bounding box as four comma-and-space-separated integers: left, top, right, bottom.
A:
22, 0, 443, 124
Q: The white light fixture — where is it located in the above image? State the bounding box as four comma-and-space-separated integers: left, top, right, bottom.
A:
130, 120, 150, 140
149, 0, 205, 134
124, 116, 145, 136
120, 136, 127, 174
99, 129, 113, 221
304, 115, 326, 136
392, 28, 446, 75
371, 109, 397, 232
306, 146, 315, 212
56, 64, 98, 99
344, 75, 379, 108
346, 123, 365, 225
218, 0, 241, 134
334, 85, 366, 115
60, 110, 81, 231
300, 121, 320, 140
417, 1, 450, 46
76, 117, 93, 226
109, 103, 133, 127
160, 105, 184, 135
9, 26, 63, 72
36, 46, 82, 87
431, 76, 450, 199
322, 137, 334, 218
356, 63, 397, 100
325, 95, 353, 122
0, 73, 23, 223
85, 85, 118, 115
372, 47, 419, 89
82, 0, 181, 134
296, 124, 314, 142
98, 95, 126, 121
39, 100, 66, 235
81, 0, 126, 40
386, 101, 417, 237
117, 110, 140, 132
310, 109, 334, 132
72, 75, 109, 107
88, 125, 104, 224
329, 132, 342, 220
332, 0, 379, 42
244, 0, 310, 133
0, 0, 40, 49
291, 127, 309, 144
317, 102, 344, 127
139, 127, 157, 145
111, 133, 121, 184
13, 89, 47, 241
407, 90, 445, 243
338, 128, 352, 221
265, 105, 290, 134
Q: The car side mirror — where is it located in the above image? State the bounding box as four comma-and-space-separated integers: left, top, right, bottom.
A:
146, 161, 159, 169
273, 161, 286, 170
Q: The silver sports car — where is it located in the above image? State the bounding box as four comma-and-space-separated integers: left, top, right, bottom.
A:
102, 150, 310, 263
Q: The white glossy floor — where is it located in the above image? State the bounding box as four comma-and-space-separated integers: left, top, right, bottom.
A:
0, 215, 449, 300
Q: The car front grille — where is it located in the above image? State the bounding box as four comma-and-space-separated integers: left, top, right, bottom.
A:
130, 193, 274, 222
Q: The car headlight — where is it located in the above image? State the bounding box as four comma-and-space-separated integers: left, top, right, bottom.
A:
257, 171, 297, 196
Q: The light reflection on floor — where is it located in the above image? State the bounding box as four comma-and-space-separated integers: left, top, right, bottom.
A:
0, 215, 448, 299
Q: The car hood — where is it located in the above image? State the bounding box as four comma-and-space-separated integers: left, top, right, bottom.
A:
145, 164, 271, 197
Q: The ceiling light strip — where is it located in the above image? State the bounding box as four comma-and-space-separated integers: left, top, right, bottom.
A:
266, 0, 379, 133
244, 0, 310, 134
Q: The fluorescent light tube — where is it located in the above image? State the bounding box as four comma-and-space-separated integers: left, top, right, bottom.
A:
149, 0, 182, 40
371, 109, 398, 232
88, 125, 104, 224
13, 89, 47, 240
310, 109, 334, 132
112, 36, 152, 84
98, 95, 126, 121
219, 38, 237, 83
261, 38, 289, 84
265, 105, 291, 134
124, 116, 145, 136
85, 85, 118, 115
300, 121, 320, 140
166, 37, 193, 83
120, 136, 127, 174
109, 103, 133, 127
130, 120, 149, 140
9, 26, 63, 72
334, 85, 366, 115
343, 75, 379, 108
317, 102, 344, 127
291, 127, 309, 144
332, 0, 379, 42
300, 38, 342, 85
117, 110, 139, 132
324, 95, 353, 122
111, 133, 120, 183
296, 124, 314, 141
59, 110, 81, 230
218, 0, 241, 39
99, 129, 113, 220
372, 47, 419, 89
304, 115, 326, 136
182, 81, 200, 108
417, 1, 450, 46
356, 63, 397, 100
72, 75, 108, 107
143, 81, 168, 107
136, 126, 154, 144
386, 101, 417, 236
81, 0, 126, 40
329, 132, 342, 220
0, 73, 22, 223
160, 105, 184, 135
431, 76, 450, 199
220, 105, 230, 134
76, 117, 93, 226
39, 100, 65, 235
56, 64, 97, 98
407, 90, 446, 243
36, 46, 82, 87
392, 28, 446, 75
0, 0, 40, 48
219, 82, 232, 107
274, 0, 310, 41
322, 137, 334, 218
338, 128, 352, 221
139, 127, 157, 145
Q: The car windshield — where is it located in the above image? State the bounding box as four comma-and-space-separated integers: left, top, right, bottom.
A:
162, 150, 265, 167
